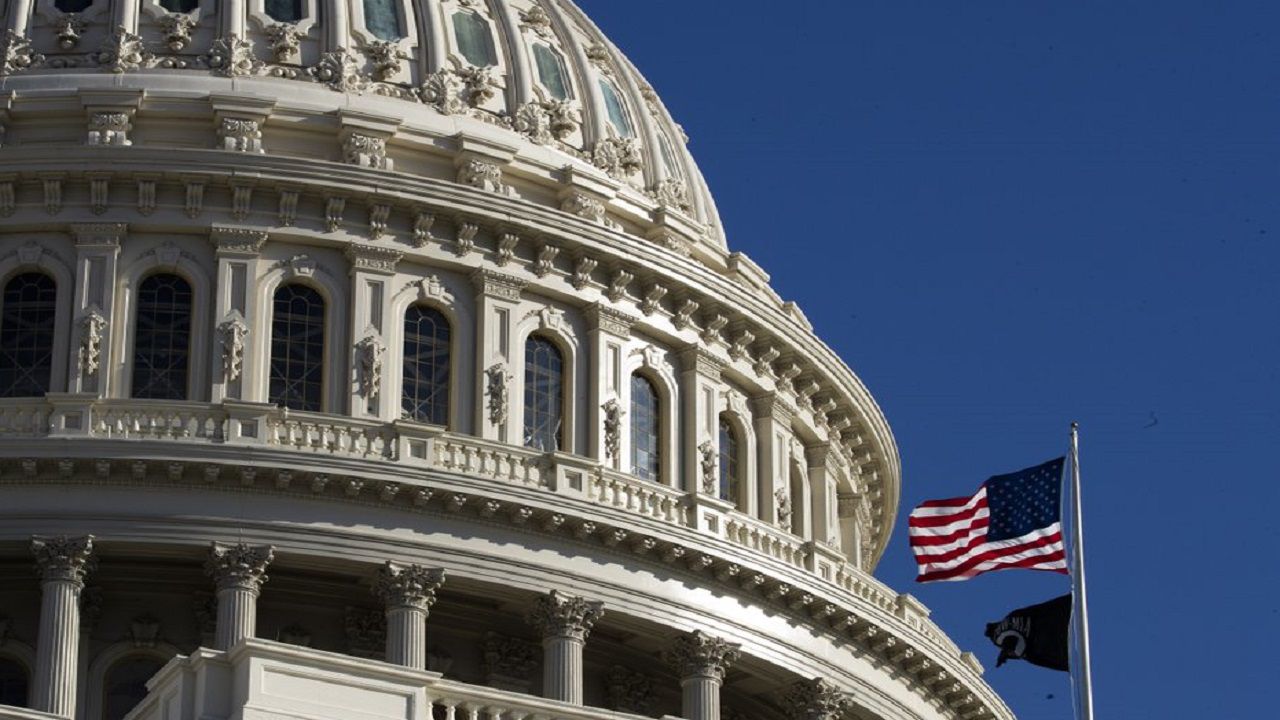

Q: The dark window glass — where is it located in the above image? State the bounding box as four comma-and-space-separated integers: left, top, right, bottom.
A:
0, 658, 28, 708
0, 272, 56, 398
719, 417, 740, 504
103, 657, 166, 720
159, 0, 199, 12
453, 11, 497, 66
269, 284, 325, 411
364, 0, 404, 40
599, 80, 633, 137
533, 44, 570, 100
523, 335, 563, 451
265, 0, 303, 23
631, 374, 660, 482
53, 0, 91, 12
131, 274, 193, 400
402, 305, 450, 425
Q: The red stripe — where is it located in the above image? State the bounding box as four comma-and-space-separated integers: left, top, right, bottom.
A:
908, 517, 990, 546
910, 529, 994, 564
917, 549, 1068, 583
914, 531, 1064, 580
907, 497, 989, 528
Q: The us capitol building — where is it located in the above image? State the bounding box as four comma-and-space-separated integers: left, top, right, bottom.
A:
0, 2, 1014, 720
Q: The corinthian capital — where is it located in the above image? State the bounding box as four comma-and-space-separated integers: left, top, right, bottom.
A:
30, 535, 95, 586
669, 630, 740, 681
784, 678, 853, 720
527, 589, 604, 641
205, 542, 274, 592
373, 562, 445, 611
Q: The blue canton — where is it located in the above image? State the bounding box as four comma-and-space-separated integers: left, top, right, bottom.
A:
985, 457, 1064, 541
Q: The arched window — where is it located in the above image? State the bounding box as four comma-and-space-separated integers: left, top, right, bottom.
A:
131, 274, 193, 400
533, 44, 571, 100
598, 80, 633, 137
523, 335, 563, 451
402, 305, 450, 425
0, 657, 28, 708
453, 11, 497, 66
630, 374, 660, 482
364, 0, 404, 41
159, 0, 199, 12
0, 272, 57, 398
265, 0, 304, 23
102, 656, 165, 720
53, 0, 91, 11
269, 284, 325, 412
718, 416, 740, 504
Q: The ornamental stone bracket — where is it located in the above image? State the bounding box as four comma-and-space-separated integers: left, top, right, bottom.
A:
31, 535, 96, 586
211, 95, 276, 154
205, 542, 274, 593
452, 132, 517, 197
80, 90, 143, 147
668, 630, 740, 681
373, 562, 445, 611
783, 678, 854, 720
527, 589, 604, 642
337, 110, 402, 171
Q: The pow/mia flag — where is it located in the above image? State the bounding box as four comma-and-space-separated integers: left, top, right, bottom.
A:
984, 594, 1071, 672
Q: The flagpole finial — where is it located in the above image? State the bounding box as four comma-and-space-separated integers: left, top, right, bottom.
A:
1070, 421, 1079, 430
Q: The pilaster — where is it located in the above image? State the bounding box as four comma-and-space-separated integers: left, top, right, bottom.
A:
346, 244, 402, 420
67, 224, 124, 396
679, 346, 724, 497
527, 590, 603, 705
30, 535, 95, 719
210, 226, 267, 403
373, 562, 444, 670
585, 303, 633, 465
751, 395, 794, 527
669, 630, 740, 720
470, 269, 525, 443
204, 542, 273, 651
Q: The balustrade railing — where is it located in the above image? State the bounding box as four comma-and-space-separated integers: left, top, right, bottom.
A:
589, 468, 687, 524
724, 514, 808, 571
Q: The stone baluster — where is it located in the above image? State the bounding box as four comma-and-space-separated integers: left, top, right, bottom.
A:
373, 562, 445, 670
783, 677, 853, 720
30, 535, 95, 719
527, 590, 604, 705
204, 542, 274, 650
669, 630, 741, 720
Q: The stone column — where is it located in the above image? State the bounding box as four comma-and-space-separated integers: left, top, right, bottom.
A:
783, 678, 853, 720
30, 535, 95, 718
527, 590, 603, 705
373, 562, 445, 670
669, 630, 741, 720
204, 542, 274, 651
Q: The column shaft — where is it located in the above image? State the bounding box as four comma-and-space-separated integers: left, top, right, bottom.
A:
386, 606, 428, 669
32, 580, 80, 717
214, 586, 259, 651
542, 635, 585, 704
681, 675, 721, 720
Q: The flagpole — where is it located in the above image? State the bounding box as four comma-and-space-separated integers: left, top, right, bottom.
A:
1069, 422, 1095, 720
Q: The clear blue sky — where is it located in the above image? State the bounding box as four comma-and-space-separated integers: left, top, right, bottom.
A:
581, 2, 1279, 717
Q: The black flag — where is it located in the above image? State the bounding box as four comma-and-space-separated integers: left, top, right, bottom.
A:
984, 594, 1071, 672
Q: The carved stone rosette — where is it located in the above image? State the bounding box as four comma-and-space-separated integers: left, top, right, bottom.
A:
31, 535, 95, 586
372, 562, 445, 611
527, 589, 604, 642
205, 542, 274, 592
783, 678, 854, 720
669, 630, 741, 681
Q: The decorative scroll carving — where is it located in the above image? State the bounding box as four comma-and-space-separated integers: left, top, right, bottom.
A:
571, 257, 597, 290
54, 14, 86, 50
699, 441, 717, 495
593, 137, 643, 178
651, 177, 692, 212
78, 307, 107, 378
355, 332, 385, 400
0, 31, 40, 76
420, 69, 466, 115
527, 590, 603, 642
412, 213, 435, 247
129, 614, 160, 648
205, 542, 274, 592
532, 245, 559, 277
365, 40, 408, 82
602, 399, 623, 460
640, 285, 667, 315
459, 65, 496, 106
218, 312, 248, 382
514, 100, 578, 144
373, 562, 445, 611
561, 191, 609, 226
30, 535, 95, 586
100, 26, 150, 73
668, 630, 741, 681
485, 364, 510, 426
310, 49, 368, 93
344, 133, 391, 170
218, 118, 263, 153
88, 112, 131, 146
208, 35, 261, 77
495, 233, 519, 265
457, 158, 506, 193
159, 14, 195, 52
606, 270, 633, 302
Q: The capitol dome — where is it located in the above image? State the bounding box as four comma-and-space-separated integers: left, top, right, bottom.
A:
0, 3, 1012, 720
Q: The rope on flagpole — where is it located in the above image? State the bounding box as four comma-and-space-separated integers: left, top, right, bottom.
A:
1069, 422, 1095, 720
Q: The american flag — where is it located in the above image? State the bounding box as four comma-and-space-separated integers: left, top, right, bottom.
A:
909, 457, 1067, 583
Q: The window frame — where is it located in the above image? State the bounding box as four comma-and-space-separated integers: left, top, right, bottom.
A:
400, 303, 452, 427
629, 371, 662, 483
129, 272, 195, 402
267, 282, 329, 413
522, 332, 568, 453
0, 270, 60, 399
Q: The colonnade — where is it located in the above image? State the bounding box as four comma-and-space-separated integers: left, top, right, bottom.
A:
21, 535, 831, 720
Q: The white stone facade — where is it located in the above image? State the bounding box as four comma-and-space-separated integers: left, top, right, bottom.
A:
0, 2, 1011, 720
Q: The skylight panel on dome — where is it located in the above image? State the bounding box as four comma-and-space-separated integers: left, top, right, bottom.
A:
363, 0, 405, 41
453, 10, 498, 66
599, 79, 633, 137
533, 44, 571, 100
